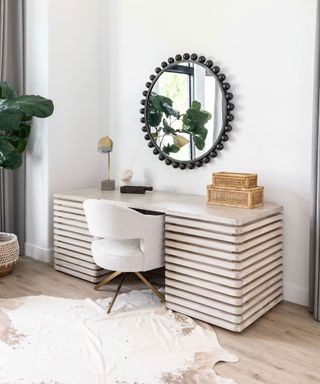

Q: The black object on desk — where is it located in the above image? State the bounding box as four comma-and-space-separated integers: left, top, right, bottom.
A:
120, 186, 153, 194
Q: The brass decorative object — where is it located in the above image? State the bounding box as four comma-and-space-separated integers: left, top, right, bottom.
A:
98, 136, 115, 191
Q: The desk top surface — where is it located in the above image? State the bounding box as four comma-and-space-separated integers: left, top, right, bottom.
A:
54, 188, 282, 226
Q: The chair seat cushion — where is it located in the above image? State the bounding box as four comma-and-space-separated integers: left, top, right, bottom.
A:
92, 238, 144, 272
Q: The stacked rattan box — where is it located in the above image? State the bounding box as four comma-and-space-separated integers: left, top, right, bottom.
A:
53, 194, 108, 283
207, 172, 264, 209
165, 205, 283, 332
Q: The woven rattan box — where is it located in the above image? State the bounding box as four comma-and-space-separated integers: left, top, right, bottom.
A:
207, 185, 264, 209
212, 172, 258, 190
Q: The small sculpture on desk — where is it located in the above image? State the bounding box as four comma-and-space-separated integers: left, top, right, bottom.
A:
120, 169, 133, 185
98, 136, 115, 191
120, 168, 153, 193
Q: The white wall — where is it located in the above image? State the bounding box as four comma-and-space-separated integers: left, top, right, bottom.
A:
25, 0, 50, 261
102, 0, 318, 305
25, 0, 317, 305
25, 0, 104, 261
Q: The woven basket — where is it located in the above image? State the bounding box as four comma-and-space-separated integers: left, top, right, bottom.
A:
0, 233, 19, 277
212, 172, 257, 189
207, 185, 264, 209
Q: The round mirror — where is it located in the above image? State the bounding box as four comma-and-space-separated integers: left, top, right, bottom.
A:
140, 53, 234, 169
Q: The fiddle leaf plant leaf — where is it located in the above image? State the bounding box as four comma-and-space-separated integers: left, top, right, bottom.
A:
191, 100, 201, 111
6, 135, 28, 154
147, 92, 163, 127
147, 92, 180, 129
151, 94, 180, 118
3, 150, 23, 169
193, 135, 206, 151
151, 132, 158, 140
162, 118, 175, 134
14, 123, 32, 139
6, 95, 54, 118
152, 94, 172, 110
162, 103, 180, 119
0, 82, 17, 99
162, 144, 180, 155
0, 137, 22, 169
0, 138, 14, 160
0, 110, 23, 131
0, 81, 54, 170
182, 100, 212, 133
182, 100, 211, 150
147, 109, 163, 127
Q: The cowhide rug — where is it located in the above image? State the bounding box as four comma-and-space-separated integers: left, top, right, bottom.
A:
0, 290, 238, 384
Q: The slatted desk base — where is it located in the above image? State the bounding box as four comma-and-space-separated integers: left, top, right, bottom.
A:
164, 212, 283, 332
53, 196, 108, 283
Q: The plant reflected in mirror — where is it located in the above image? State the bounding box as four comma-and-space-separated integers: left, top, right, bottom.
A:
147, 92, 211, 156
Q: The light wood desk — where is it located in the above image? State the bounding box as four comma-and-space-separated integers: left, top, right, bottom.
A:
53, 188, 283, 332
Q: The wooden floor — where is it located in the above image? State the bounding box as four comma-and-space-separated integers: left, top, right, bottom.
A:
1, 257, 320, 384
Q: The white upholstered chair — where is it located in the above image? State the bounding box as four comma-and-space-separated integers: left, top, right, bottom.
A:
83, 199, 165, 312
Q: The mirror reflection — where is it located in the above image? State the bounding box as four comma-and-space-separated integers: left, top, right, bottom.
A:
146, 62, 226, 162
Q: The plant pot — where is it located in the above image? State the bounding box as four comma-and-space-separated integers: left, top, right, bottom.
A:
0, 233, 19, 277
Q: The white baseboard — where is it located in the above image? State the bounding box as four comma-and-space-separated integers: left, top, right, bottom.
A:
24, 243, 53, 263
283, 282, 309, 306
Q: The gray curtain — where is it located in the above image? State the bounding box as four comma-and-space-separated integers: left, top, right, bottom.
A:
310, 0, 320, 321
0, 0, 25, 254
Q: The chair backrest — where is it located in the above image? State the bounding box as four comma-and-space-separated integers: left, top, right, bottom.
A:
83, 199, 146, 240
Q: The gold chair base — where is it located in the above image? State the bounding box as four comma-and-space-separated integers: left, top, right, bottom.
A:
134, 272, 165, 302
95, 271, 165, 313
94, 271, 122, 291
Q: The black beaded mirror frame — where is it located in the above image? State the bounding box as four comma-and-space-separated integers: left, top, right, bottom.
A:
140, 53, 234, 170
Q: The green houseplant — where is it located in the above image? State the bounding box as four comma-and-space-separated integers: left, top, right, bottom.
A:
0, 81, 54, 170
0, 81, 54, 276
147, 92, 212, 155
